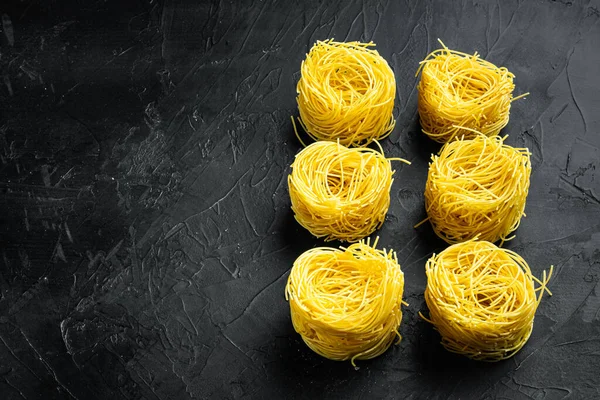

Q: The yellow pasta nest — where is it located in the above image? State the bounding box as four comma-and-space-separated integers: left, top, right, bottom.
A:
295, 39, 396, 147
417, 40, 527, 143
285, 238, 406, 366
422, 240, 552, 361
423, 133, 531, 244
288, 141, 409, 242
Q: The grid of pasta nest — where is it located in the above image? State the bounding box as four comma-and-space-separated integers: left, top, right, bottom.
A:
284, 38, 553, 367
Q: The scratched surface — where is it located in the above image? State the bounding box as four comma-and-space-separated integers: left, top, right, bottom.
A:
0, 0, 599, 399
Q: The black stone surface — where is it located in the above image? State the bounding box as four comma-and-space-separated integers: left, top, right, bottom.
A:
1, 0, 599, 399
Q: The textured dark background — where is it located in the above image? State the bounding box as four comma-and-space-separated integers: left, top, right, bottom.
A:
1, 0, 599, 399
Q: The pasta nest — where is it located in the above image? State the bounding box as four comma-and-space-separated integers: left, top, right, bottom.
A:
417, 41, 527, 143
285, 238, 406, 366
422, 240, 552, 361
288, 141, 408, 242
424, 133, 531, 244
296, 39, 396, 147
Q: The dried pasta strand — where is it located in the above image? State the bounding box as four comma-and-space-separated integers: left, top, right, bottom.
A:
296, 39, 396, 147
288, 141, 409, 242
421, 240, 552, 361
423, 132, 531, 244
285, 238, 406, 366
417, 39, 528, 143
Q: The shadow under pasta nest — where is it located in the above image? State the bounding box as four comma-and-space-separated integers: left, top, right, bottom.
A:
262, 332, 370, 398
278, 206, 322, 254
410, 324, 520, 396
